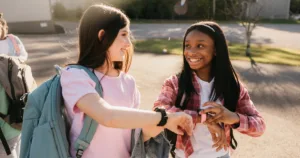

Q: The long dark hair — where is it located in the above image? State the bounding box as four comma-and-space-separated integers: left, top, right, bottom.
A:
76, 4, 132, 72
168, 21, 240, 157
176, 21, 240, 112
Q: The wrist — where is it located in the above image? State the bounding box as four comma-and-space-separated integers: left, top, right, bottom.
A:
154, 108, 168, 127
163, 112, 171, 128
231, 112, 240, 125
197, 113, 207, 123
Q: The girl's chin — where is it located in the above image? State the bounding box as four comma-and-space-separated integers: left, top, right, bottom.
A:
189, 64, 201, 69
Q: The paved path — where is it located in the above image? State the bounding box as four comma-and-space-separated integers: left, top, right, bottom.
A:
58, 21, 300, 50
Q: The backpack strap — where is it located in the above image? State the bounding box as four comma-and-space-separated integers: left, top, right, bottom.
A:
0, 128, 11, 155
130, 128, 142, 155
67, 65, 103, 158
130, 129, 135, 155
7, 34, 20, 56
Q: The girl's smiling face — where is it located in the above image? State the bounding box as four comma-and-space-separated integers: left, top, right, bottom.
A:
184, 30, 215, 71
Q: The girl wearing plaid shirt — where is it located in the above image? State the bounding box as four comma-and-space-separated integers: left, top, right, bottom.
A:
153, 21, 266, 158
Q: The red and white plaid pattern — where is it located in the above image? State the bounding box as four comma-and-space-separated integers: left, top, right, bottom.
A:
153, 73, 266, 158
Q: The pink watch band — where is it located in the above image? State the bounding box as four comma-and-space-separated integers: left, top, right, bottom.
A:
201, 113, 207, 123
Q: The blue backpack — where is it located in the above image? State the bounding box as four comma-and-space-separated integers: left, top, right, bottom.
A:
20, 65, 102, 158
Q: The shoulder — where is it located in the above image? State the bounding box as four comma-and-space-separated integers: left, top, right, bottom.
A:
164, 75, 179, 86
121, 72, 137, 87
60, 67, 95, 86
238, 81, 250, 98
61, 67, 90, 77
7, 34, 22, 44
7, 34, 19, 40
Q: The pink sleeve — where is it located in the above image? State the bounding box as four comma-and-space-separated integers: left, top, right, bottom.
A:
14, 35, 28, 61
133, 86, 141, 109
60, 68, 98, 114
234, 83, 266, 137
153, 76, 198, 125
153, 76, 178, 110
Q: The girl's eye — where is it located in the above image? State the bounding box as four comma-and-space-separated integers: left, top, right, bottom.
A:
185, 44, 190, 48
122, 33, 129, 37
198, 44, 203, 48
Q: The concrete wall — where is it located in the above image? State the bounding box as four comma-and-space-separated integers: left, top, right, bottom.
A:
0, 0, 56, 33
249, 0, 291, 19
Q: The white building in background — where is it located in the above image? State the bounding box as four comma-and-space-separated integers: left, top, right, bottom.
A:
0, 0, 57, 33
249, 0, 291, 19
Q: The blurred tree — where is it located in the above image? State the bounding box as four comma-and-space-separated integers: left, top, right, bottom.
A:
52, 2, 68, 19
124, 0, 144, 20
291, 0, 300, 14
225, 0, 262, 57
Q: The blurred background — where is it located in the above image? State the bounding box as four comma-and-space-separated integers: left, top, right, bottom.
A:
1, 0, 300, 157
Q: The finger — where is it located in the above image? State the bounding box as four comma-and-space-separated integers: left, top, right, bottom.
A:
213, 136, 224, 151
212, 133, 222, 148
196, 115, 202, 123
210, 132, 218, 143
206, 114, 223, 124
222, 137, 228, 151
203, 102, 221, 107
200, 107, 221, 115
224, 144, 228, 151
212, 127, 225, 149
214, 118, 224, 124
173, 127, 184, 135
212, 138, 222, 148
179, 116, 193, 136
216, 145, 223, 152
220, 130, 228, 151
186, 116, 194, 135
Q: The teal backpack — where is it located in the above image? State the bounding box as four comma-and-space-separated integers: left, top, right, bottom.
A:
20, 65, 102, 158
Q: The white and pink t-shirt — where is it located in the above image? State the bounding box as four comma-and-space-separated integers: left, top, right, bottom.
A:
60, 68, 140, 158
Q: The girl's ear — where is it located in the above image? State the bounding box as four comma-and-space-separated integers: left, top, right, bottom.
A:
98, 29, 105, 41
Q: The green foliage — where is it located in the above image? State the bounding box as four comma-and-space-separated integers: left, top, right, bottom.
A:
291, 0, 300, 14
52, 2, 68, 19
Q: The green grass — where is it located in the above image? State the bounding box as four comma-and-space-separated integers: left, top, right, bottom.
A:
134, 39, 300, 66
135, 39, 183, 55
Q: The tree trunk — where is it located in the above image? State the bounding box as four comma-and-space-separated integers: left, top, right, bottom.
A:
213, 0, 216, 19
246, 31, 251, 57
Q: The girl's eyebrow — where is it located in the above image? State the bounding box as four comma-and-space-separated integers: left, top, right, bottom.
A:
121, 30, 129, 33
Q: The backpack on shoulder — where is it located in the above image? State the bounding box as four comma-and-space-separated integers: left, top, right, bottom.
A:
0, 54, 36, 155
20, 65, 102, 158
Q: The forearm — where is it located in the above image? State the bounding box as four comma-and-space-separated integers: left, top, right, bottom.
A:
77, 93, 161, 129
155, 103, 199, 124
234, 113, 265, 137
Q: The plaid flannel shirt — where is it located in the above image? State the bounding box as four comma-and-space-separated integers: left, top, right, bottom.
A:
153, 73, 266, 158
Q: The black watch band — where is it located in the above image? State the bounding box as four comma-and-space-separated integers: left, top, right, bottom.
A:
154, 108, 168, 126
